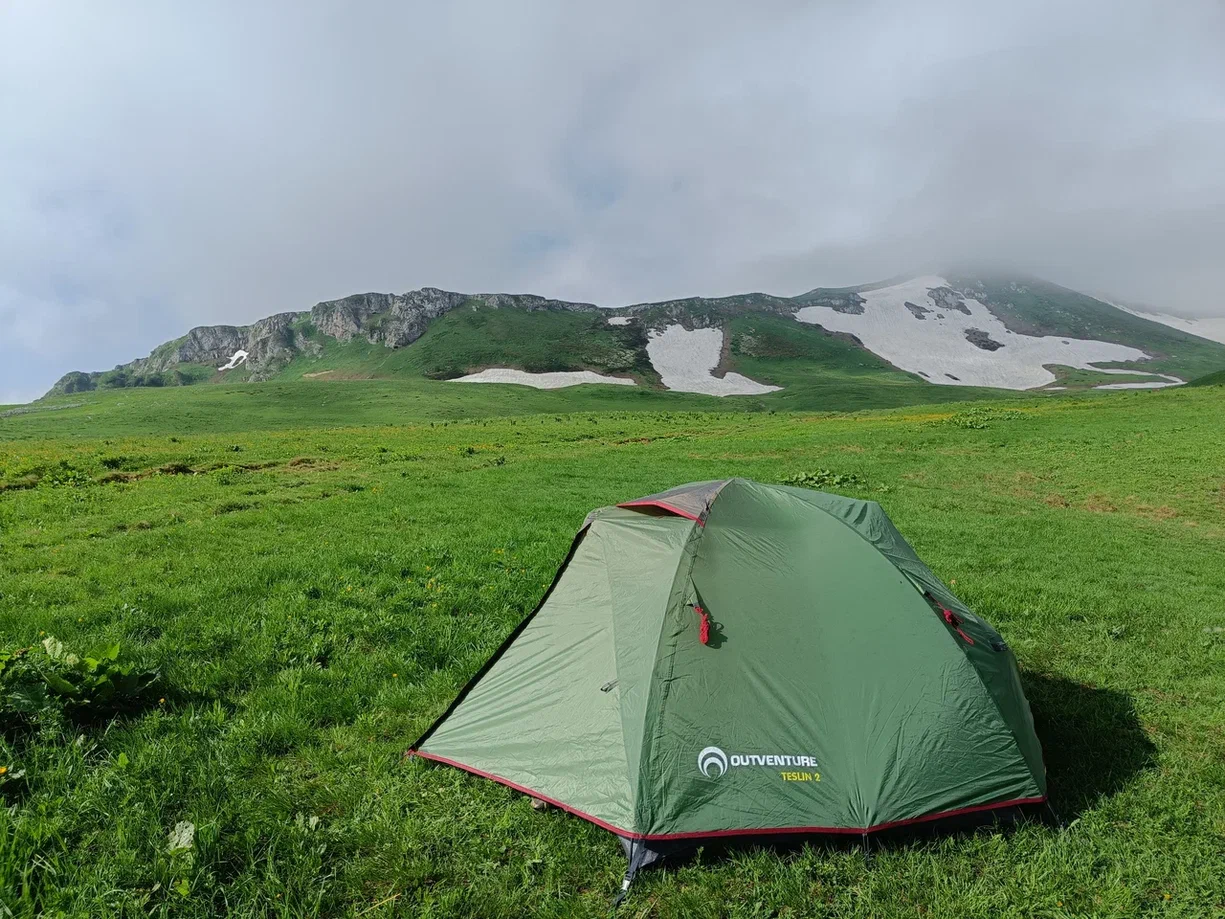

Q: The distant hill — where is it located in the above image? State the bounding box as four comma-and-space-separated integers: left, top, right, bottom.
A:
45, 274, 1225, 400
1187, 368, 1225, 387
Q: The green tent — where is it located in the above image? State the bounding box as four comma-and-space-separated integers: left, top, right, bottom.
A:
411, 479, 1046, 887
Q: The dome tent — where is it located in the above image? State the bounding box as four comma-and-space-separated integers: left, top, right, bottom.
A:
410, 479, 1046, 894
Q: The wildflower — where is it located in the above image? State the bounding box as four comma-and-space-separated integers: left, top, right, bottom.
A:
392, 673, 398, 678
158, 698, 165, 705
0, 766, 8, 775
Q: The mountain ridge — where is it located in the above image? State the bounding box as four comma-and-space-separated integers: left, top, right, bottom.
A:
45, 274, 1225, 398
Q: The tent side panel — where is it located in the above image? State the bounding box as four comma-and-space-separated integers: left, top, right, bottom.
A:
418, 510, 695, 834
640, 480, 1040, 837
783, 487, 1046, 792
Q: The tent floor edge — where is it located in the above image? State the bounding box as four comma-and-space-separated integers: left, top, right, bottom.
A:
609, 799, 1046, 891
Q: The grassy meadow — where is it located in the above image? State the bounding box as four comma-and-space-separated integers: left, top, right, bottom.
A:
1, 379, 1224, 917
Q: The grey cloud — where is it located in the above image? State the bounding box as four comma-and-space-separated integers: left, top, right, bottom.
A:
2, 0, 1224, 402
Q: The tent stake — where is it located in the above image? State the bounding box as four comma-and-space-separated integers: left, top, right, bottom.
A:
611, 874, 632, 909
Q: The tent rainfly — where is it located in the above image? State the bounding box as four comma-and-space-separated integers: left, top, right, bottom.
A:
410, 479, 1047, 897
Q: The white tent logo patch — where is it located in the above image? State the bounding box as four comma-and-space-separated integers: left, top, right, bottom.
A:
698, 746, 819, 778
698, 746, 729, 778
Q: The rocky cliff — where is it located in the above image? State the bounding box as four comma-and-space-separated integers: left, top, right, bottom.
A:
45, 288, 601, 396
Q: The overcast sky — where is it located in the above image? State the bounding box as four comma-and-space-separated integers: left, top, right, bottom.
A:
3, 1, 1224, 403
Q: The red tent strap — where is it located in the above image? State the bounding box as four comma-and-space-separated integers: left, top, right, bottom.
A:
941, 608, 975, 645
693, 605, 710, 645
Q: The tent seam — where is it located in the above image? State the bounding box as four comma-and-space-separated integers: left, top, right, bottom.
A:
633, 516, 706, 837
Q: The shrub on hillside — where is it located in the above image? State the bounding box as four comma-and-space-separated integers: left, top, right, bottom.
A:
0, 638, 158, 729
938, 407, 1024, 430
781, 469, 867, 491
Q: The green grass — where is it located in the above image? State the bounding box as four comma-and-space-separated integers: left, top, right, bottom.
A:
2, 384, 1224, 916
6, 370, 1022, 441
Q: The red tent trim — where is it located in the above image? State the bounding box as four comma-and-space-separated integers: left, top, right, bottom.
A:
616, 499, 704, 525
411, 750, 1046, 840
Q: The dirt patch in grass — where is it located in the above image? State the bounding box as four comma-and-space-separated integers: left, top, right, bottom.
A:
1133, 503, 1179, 521
0, 474, 40, 492
95, 459, 285, 485
213, 501, 252, 516
1045, 494, 1070, 508
1083, 494, 1118, 513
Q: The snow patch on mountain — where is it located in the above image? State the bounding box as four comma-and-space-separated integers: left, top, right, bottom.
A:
218, 350, 248, 371
647, 325, 781, 396
1094, 380, 1181, 390
450, 369, 636, 389
1091, 368, 1183, 383
794, 276, 1152, 390
1109, 304, 1225, 345
606, 316, 632, 326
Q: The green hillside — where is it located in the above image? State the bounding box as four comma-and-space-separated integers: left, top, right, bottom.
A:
274, 305, 654, 383
718, 312, 1007, 410
5, 370, 1011, 441
1188, 368, 1225, 387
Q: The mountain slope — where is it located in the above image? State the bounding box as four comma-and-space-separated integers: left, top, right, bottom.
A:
944, 276, 1225, 381
1108, 303, 1225, 347
44, 273, 1225, 400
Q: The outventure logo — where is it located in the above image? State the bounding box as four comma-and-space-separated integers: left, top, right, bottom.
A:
697, 745, 819, 779
697, 746, 729, 777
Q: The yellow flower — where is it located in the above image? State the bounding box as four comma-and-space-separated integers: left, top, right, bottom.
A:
392, 673, 398, 678
0, 766, 8, 775
158, 698, 165, 704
